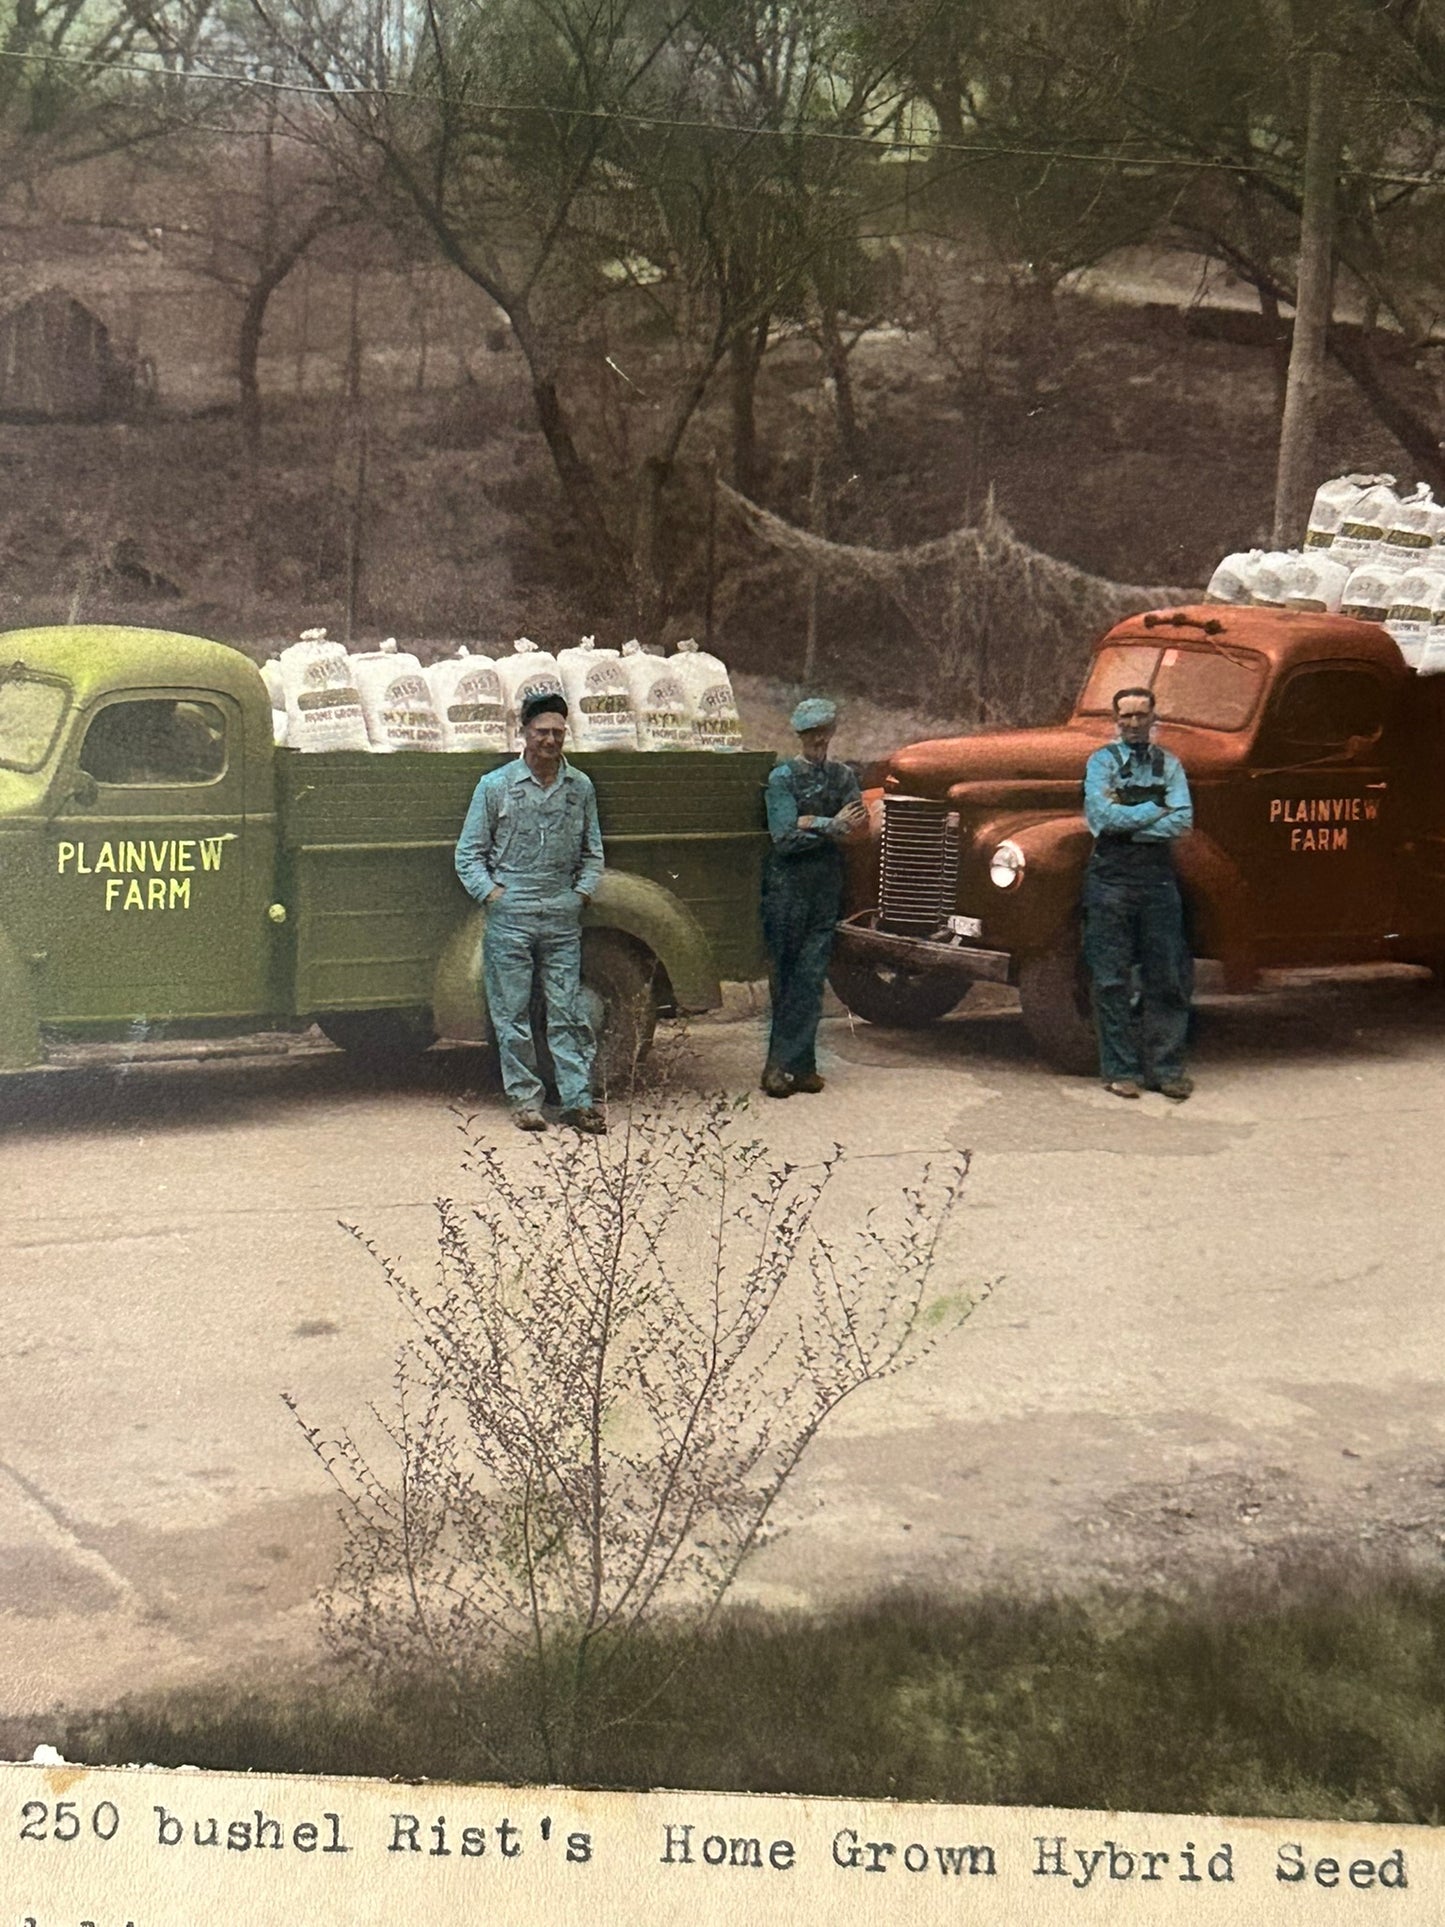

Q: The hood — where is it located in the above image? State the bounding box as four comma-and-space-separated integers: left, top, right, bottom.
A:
886, 722, 1108, 799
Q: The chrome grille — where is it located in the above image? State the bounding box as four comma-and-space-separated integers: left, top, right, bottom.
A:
880, 796, 959, 932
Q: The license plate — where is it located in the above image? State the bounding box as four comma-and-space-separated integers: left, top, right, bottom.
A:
947, 914, 983, 939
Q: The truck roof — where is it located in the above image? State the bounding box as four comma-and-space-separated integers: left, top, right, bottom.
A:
0, 624, 263, 706
1099, 604, 1411, 681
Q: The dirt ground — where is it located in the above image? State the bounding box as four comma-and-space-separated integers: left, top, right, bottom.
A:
1, 969, 1443, 1739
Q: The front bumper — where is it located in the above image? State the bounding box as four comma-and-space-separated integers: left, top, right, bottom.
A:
833, 909, 1012, 984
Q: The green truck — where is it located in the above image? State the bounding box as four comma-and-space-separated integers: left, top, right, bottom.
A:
0, 626, 773, 1080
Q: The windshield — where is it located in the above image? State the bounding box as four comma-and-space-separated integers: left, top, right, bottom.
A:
0, 667, 70, 772
1078, 642, 1264, 730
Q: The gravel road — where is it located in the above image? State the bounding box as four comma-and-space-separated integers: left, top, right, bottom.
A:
2, 971, 1444, 1724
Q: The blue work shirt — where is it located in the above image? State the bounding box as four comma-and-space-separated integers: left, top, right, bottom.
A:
765, 756, 862, 858
455, 755, 605, 907
1084, 738, 1193, 843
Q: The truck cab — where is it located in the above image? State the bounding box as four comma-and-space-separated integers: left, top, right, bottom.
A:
831, 605, 1434, 1073
1, 629, 280, 1056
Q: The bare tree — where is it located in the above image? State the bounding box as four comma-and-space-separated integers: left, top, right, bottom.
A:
0, 0, 232, 202
887, 0, 1445, 492
244, 0, 909, 632
156, 96, 365, 454
289, 1089, 975, 1782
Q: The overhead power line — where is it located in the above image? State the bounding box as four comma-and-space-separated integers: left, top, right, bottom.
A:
3, 41, 1445, 188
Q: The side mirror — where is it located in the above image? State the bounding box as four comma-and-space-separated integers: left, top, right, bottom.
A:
63, 771, 99, 812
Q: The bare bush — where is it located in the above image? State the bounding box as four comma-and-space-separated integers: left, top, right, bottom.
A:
289, 1089, 975, 1780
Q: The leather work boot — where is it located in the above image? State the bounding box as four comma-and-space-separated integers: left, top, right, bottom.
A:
790, 1071, 826, 1094
1104, 1079, 1141, 1100
563, 1106, 608, 1135
513, 1107, 549, 1132
760, 1066, 794, 1099
1158, 1077, 1195, 1102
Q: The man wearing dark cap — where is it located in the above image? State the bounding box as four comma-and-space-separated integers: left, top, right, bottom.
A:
455, 691, 606, 1132
759, 697, 867, 1097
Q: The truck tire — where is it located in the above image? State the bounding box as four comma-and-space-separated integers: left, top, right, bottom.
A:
827, 953, 962, 1030
317, 1007, 438, 1065
1017, 936, 1098, 1076
532, 932, 659, 1096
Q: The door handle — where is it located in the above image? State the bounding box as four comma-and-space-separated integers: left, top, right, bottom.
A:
1365, 782, 1388, 790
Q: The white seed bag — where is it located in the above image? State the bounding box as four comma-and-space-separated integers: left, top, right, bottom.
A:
1305, 473, 1392, 551
1340, 561, 1405, 624
557, 637, 640, 750
1332, 478, 1402, 566
278, 628, 369, 753
429, 646, 509, 752
1205, 549, 1266, 603
1278, 551, 1352, 614
670, 638, 743, 750
350, 638, 444, 752
496, 638, 569, 750
1384, 566, 1439, 667
619, 640, 693, 750
1247, 550, 1299, 606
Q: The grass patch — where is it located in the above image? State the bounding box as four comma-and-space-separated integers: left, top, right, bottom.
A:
63, 1563, 1445, 1819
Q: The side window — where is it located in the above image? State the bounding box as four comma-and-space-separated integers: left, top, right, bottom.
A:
79, 699, 227, 786
1271, 670, 1386, 755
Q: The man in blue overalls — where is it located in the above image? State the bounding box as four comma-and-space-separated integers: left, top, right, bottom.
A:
455, 692, 606, 1133
760, 697, 867, 1098
1082, 685, 1195, 1100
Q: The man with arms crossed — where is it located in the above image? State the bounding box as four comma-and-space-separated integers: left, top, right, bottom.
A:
455, 692, 606, 1133
1082, 686, 1195, 1101
760, 696, 868, 1097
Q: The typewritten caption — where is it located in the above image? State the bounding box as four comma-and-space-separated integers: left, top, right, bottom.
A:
3, 1760, 1440, 1926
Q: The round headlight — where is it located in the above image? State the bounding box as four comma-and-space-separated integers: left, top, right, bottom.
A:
988, 839, 1025, 889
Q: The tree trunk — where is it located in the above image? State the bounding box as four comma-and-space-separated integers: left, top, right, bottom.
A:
237, 285, 269, 461
294, 260, 311, 394
345, 422, 369, 644
509, 308, 629, 597
703, 452, 719, 650
629, 454, 670, 640
803, 403, 827, 684
727, 316, 768, 496
237, 217, 336, 459
412, 267, 430, 392
1273, 51, 1340, 547
815, 303, 860, 469
345, 270, 363, 405
1256, 282, 1290, 416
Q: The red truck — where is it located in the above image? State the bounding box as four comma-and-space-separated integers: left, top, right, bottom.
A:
831, 604, 1445, 1072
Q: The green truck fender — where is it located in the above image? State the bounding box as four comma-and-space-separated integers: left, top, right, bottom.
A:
430, 871, 723, 1043
0, 923, 43, 1071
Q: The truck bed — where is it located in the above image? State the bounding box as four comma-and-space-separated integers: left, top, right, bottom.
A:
275, 749, 775, 1012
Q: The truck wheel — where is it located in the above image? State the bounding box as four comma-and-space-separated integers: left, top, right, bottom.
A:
532, 933, 659, 1096
1017, 938, 1098, 1076
316, 1007, 438, 1065
827, 953, 962, 1030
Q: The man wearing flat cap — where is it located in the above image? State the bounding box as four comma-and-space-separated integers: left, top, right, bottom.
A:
759, 697, 867, 1097
455, 691, 606, 1132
